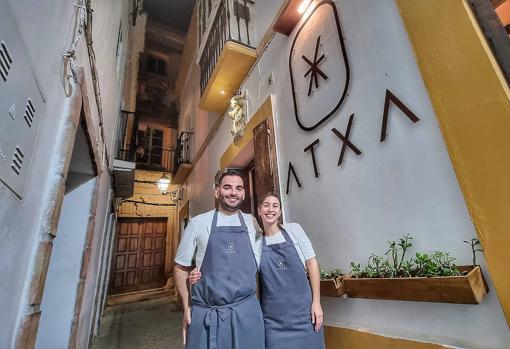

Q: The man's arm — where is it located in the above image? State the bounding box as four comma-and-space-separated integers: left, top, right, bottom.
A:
173, 218, 199, 344
175, 263, 193, 344
175, 263, 192, 310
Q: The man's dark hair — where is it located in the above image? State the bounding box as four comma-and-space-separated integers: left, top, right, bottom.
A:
216, 169, 243, 187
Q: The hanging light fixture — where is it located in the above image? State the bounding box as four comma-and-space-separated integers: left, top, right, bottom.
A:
157, 174, 171, 195
273, 0, 313, 36
298, 0, 312, 14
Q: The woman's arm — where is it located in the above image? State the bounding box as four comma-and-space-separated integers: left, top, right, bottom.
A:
306, 257, 323, 331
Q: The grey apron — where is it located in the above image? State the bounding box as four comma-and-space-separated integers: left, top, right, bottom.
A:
260, 228, 325, 349
186, 210, 265, 349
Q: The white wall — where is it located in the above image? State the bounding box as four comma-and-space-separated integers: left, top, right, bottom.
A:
92, 210, 115, 336
35, 179, 96, 349
0, 0, 130, 347
76, 171, 113, 349
181, 0, 510, 347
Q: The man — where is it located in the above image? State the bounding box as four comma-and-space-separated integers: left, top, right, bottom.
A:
174, 170, 265, 349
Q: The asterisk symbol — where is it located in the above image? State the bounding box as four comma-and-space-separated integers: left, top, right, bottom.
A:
302, 36, 328, 96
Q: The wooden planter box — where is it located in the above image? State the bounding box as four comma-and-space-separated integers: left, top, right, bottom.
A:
320, 277, 346, 297
343, 265, 488, 304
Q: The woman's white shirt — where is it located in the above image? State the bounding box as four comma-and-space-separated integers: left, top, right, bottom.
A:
263, 223, 316, 267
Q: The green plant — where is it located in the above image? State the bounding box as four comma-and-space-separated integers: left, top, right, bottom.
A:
413, 251, 461, 277
463, 238, 483, 266
385, 234, 413, 275
319, 267, 342, 280
350, 263, 361, 278
350, 235, 461, 278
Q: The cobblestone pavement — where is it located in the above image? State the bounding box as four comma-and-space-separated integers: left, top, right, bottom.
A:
91, 297, 183, 349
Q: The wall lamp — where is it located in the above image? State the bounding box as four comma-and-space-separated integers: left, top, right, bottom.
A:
273, 0, 313, 36
157, 174, 171, 195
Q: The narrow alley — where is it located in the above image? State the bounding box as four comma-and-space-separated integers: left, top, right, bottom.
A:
91, 298, 182, 349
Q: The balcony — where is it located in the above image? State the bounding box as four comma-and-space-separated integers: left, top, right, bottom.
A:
113, 111, 176, 197
172, 131, 193, 185
198, 0, 257, 112
113, 111, 136, 198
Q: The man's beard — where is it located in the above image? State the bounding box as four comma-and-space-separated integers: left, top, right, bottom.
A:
219, 194, 242, 212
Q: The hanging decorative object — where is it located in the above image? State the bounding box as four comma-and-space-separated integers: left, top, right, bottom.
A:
227, 93, 247, 142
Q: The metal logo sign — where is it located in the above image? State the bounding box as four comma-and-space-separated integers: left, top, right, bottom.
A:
289, 0, 350, 132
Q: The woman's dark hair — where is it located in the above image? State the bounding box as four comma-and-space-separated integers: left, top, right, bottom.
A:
258, 191, 281, 207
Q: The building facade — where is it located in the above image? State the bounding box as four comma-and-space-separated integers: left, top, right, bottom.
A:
0, 0, 133, 348
175, 0, 510, 348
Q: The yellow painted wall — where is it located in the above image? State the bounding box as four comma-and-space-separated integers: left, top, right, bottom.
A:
325, 326, 447, 349
396, 0, 510, 325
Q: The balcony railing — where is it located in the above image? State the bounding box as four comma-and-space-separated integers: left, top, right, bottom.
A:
115, 110, 175, 173
199, 0, 254, 95
172, 131, 193, 184
174, 131, 193, 172
135, 146, 175, 172
116, 110, 136, 163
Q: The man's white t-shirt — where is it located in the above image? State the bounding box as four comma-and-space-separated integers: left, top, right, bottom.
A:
174, 210, 262, 270
264, 223, 316, 267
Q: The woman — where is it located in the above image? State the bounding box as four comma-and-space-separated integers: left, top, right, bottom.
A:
256, 192, 325, 349
189, 192, 325, 349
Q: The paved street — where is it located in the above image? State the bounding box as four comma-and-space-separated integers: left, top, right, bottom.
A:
91, 298, 183, 349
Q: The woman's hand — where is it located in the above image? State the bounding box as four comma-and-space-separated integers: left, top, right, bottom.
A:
188, 268, 201, 287
311, 301, 324, 331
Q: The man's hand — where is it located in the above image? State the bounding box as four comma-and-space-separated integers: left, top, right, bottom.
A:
182, 306, 191, 344
188, 268, 202, 286
311, 301, 324, 331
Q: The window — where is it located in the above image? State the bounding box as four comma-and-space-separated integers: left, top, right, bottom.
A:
146, 55, 166, 75
468, 0, 510, 85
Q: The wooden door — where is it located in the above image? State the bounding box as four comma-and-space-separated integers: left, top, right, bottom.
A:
110, 218, 167, 295
253, 117, 281, 209
238, 166, 253, 215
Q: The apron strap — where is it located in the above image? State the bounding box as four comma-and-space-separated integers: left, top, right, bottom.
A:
211, 210, 248, 234
263, 226, 294, 248
237, 211, 247, 229
280, 227, 293, 243
201, 295, 254, 349
211, 210, 219, 233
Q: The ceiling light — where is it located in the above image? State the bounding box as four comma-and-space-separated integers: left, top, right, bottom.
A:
298, 0, 312, 14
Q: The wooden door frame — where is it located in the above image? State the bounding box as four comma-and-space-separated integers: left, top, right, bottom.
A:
174, 201, 190, 271
219, 95, 282, 213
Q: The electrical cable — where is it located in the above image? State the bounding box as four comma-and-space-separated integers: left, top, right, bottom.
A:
63, 0, 113, 173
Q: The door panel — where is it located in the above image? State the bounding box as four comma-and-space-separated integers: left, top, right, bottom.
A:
253, 117, 281, 215
237, 167, 252, 215
109, 218, 167, 295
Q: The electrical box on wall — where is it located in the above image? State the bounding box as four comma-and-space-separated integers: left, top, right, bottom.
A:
0, 1, 46, 199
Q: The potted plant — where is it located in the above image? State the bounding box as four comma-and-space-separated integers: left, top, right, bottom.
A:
343, 235, 489, 304
319, 267, 345, 297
